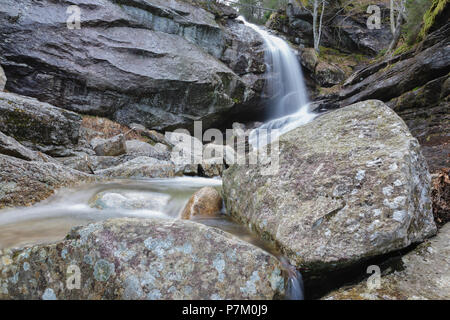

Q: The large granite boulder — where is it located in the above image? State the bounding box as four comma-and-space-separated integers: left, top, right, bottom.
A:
223, 100, 437, 273
0, 218, 286, 300
0, 0, 266, 131
0, 92, 82, 157
323, 223, 450, 300
0, 154, 93, 209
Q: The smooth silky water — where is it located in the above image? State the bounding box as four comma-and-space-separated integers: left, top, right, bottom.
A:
237, 16, 316, 147
0, 177, 303, 299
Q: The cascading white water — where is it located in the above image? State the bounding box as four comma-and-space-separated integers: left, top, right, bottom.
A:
237, 16, 316, 147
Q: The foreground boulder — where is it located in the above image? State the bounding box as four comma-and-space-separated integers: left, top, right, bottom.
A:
223, 100, 437, 272
0, 92, 81, 156
323, 223, 450, 300
0, 0, 266, 131
0, 154, 92, 209
0, 218, 286, 300
181, 187, 223, 219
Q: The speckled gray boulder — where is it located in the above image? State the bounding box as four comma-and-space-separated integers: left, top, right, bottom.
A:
223, 100, 437, 272
0, 218, 286, 300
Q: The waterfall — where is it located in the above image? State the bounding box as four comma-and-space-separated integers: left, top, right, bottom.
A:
280, 257, 305, 300
237, 16, 316, 147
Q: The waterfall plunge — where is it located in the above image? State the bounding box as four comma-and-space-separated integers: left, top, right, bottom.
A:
237, 16, 316, 147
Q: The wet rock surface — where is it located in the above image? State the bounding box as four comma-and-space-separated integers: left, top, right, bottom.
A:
223, 100, 437, 272
0, 218, 286, 300
322, 223, 450, 300
90, 190, 170, 211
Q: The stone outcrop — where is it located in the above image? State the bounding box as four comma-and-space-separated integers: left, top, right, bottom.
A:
223, 100, 437, 273
0, 218, 286, 300
0, 0, 267, 131
0, 92, 82, 157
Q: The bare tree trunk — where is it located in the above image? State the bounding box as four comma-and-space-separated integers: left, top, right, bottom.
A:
313, 0, 319, 52
388, 0, 406, 51
388, 10, 404, 51
390, 0, 396, 34
317, 0, 326, 52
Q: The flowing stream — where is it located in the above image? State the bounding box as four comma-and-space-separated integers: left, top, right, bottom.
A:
237, 16, 316, 147
0, 177, 304, 299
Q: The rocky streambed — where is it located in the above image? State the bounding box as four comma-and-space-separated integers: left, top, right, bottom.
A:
0, 0, 448, 301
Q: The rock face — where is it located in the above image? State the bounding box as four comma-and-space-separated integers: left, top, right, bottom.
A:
0, 218, 286, 300
0, 154, 92, 209
0, 65, 5, 91
323, 223, 450, 300
91, 135, 127, 157
223, 100, 437, 272
316, 22, 450, 172
0, 92, 81, 157
181, 187, 223, 219
0, 0, 267, 131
